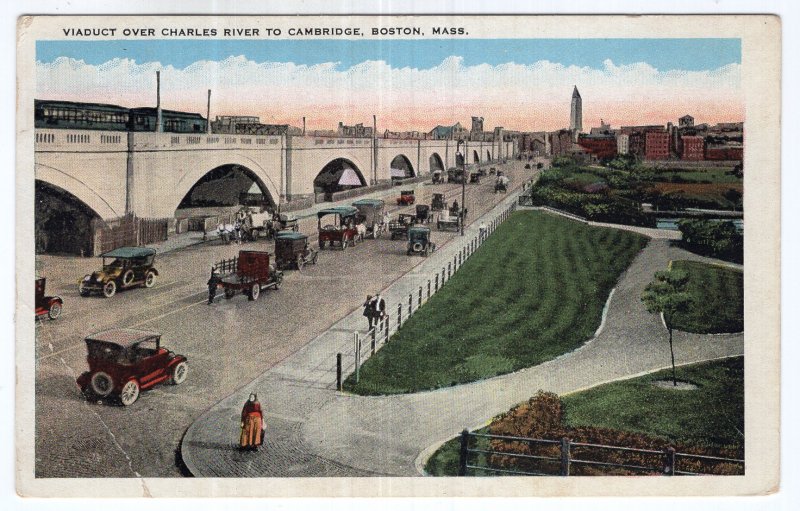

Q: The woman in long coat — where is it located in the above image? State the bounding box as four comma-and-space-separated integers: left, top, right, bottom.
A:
240, 393, 264, 451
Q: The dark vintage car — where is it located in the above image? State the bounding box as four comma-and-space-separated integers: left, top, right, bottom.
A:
431, 193, 446, 211
407, 226, 436, 257
432, 169, 444, 184
79, 247, 158, 298
389, 213, 417, 240
76, 329, 188, 406
275, 231, 318, 270
35, 277, 63, 320
469, 172, 481, 184
396, 189, 416, 206
318, 206, 360, 249
447, 168, 465, 184
415, 204, 432, 224
352, 198, 387, 239
524, 163, 531, 169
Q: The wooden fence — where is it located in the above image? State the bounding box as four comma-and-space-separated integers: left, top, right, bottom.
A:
92, 215, 168, 255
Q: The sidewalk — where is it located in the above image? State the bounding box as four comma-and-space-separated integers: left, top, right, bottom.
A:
180, 197, 743, 479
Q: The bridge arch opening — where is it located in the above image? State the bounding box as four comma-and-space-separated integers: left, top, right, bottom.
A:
390, 154, 415, 181
177, 164, 276, 217
473, 150, 480, 164
314, 158, 367, 200
429, 153, 445, 173
35, 180, 100, 255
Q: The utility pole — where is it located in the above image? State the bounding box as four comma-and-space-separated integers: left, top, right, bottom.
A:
457, 139, 466, 236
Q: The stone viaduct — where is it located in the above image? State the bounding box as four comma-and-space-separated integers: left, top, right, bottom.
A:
34, 128, 516, 221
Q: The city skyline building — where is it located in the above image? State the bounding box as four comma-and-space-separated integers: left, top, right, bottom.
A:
570, 86, 583, 140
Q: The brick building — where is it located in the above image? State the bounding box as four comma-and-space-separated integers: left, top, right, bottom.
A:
681, 135, 705, 161
645, 131, 670, 160
578, 134, 618, 161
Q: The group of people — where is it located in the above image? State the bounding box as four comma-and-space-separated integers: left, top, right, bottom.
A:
362, 293, 387, 330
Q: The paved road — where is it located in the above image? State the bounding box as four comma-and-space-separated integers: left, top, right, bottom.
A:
34, 160, 536, 477
180, 223, 743, 480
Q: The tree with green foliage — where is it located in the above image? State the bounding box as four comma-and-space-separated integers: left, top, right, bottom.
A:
642, 269, 693, 386
678, 219, 743, 263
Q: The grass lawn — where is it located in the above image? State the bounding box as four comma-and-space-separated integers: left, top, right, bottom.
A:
670, 260, 743, 333
343, 211, 648, 395
425, 357, 744, 476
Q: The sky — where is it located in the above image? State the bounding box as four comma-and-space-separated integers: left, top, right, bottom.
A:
35, 39, 743, 132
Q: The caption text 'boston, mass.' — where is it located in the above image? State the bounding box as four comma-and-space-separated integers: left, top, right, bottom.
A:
61, 25, 469, 38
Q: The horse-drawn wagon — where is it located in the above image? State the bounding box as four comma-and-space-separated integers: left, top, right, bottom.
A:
352, 198, 387, 239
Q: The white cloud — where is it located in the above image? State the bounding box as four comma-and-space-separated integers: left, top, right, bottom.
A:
36, 56, 742, 130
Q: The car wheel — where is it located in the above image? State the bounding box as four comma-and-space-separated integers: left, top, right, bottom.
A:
248, 283, 260, 301
90, 371, 114, 397
224, 288, 235, 299
78, 282, 90, 297
102, 281, 116, 298
122, 269, 135, 287
319, 240, 325, 250
144, 270, 156, 288
48, 301, 62, 320
274, 273, 283, 289
170, 361, 188, 385
119, 380, 140, 406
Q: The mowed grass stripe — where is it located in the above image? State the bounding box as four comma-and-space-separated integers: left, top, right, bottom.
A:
344, 211, 648, 395
670, 260, 743, 334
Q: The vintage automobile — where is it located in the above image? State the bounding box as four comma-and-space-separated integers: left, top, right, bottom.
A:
415, 204, 432, 224
216, 250, 284, 301
318, 206, 360, 249
489, 167, 497, 175
352, 198, 387, 239
407, 226, 436, 257
431, 169, 444, 184
35, 277, 63, 320
524, 163, 532, 169
495, 175, 510, 193
436, 209, 462, 232
396, 189, 416, 206
469, 172, 481, 184
79, 247, 158, 298
431, 193, 446, 211
447, 168, 465, 184
76, 328, 188, 406
274, 231, 318, 270
388, 213, 417, 240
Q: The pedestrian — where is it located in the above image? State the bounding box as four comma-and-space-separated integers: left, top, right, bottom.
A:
362, 295, 375, 330
239, 393, 265, 451
373, 293, 386, 325
207, 267, 221, 305
452, 199, 459, 213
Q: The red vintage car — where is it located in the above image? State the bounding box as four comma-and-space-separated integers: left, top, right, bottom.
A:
35, 277, 63, 320
317, 206, 360, 250
396, 189, 416, 206
76, 329, 188, 406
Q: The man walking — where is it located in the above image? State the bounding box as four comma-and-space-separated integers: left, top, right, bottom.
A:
207, 267, 221, 304
362, 295, 375, 330
373, 292, 386, 325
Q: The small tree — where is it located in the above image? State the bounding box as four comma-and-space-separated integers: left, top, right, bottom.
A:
642, 269, 692, 386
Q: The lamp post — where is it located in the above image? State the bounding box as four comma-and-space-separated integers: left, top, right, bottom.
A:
456, 139, 466, 236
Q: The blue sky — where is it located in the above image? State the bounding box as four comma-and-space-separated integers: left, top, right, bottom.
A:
37, 39, 740, 71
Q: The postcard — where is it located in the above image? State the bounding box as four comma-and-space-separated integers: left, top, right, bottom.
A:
16, 14, 780, 497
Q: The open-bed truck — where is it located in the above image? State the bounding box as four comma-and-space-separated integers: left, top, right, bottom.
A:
217, 250, 284, 301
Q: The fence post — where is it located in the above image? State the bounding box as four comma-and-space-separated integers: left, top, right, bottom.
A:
354, 331, 361, 383
418, 286, 422, 307
435, 273, 439, 291
336, 353, 342, 391
384, 314, 389, 341
408, 293, 413, 313
458, 429, 470, 476
427, 280, 431, 299
664, 447, 676, 475
448, 262, 451, 279
397, 303, 402, 329
371, 325, 376, 355
560, 437, 571, 476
